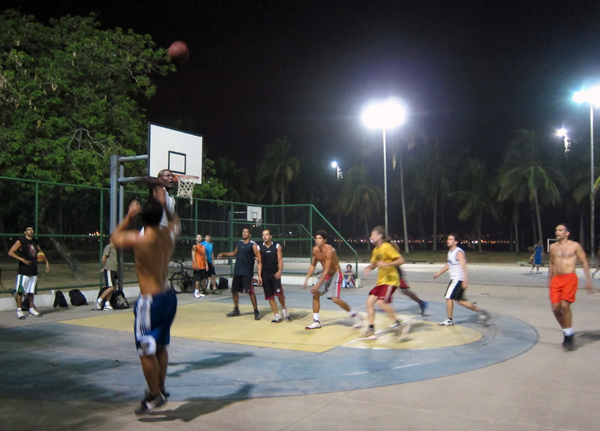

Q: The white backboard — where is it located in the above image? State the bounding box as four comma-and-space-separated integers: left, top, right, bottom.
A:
247, 206, 262, 222
148, 124, 203, 181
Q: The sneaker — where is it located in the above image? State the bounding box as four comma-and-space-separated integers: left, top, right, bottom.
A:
17, 309, 26, 320
360, 329, 377, 340
305, 320, 321, 330
420, 301, 429, 316
226, 308, 241, 317
95, 298, 103, 310
103, 303, 114, 311
282, 311, 292, 322
478, 309, 491, 324
254, 310, 261, 320
352, 313, 362, 328
398, 320, 411, 341
211, 289, 221, 294
194, 290, 205, 298
562, 334, 575, 350
271, 314, 282, 323
438, 318, 454, 326
28, 308, 43, 317
161, 387, 170, 398
134, 391, 166, 415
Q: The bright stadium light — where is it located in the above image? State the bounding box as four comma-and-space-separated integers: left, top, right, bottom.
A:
573, 85, 600, 261
361, 98, 408, 253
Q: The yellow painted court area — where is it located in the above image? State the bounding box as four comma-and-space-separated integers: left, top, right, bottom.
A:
60, 302, 482, 353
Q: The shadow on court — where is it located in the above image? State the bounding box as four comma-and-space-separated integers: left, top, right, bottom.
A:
139, 384, 254, 423
168, 352, 254, 377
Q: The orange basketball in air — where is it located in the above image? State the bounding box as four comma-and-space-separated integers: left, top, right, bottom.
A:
168, 41, 189, 65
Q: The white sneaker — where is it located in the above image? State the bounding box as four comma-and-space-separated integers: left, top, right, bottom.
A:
397, 320, 411, 341
478, 309, 490, 324
305, 320, 321, 330
438, 318, 454, 326
352, 313, 362, 328
17, 309, 26, 320
28, 308, 43, 317
95, 298, 103, 310
194, 290, 205, 298
103, 303, 114, 311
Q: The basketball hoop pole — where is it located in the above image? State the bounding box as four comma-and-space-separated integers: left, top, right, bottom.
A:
110, 154, 148, 292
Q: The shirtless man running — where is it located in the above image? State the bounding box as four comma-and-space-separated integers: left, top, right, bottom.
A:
302, 230, 361, 330
111, 181, 180, 414
548, 223, 593, 350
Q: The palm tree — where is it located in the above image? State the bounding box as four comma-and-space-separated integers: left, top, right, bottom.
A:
497, 129, 564, 246
256, 139, 300, 225
451, 158, 499, 252
338, 166, 383, 250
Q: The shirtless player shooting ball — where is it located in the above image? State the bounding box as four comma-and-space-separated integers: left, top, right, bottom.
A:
548, 223, 593, 350
111, 179, 180, 414
303, 230, 361, 330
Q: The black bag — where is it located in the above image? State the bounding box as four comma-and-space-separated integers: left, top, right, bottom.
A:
110, 290, 130, 309
54, 290, 69, 308
218, 277, 229, 290
21, 295, 30, 311
69, 289, 88, 306
97, 286, 110, 300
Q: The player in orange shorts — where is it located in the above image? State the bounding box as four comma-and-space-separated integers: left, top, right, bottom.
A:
548, 223, 593, 350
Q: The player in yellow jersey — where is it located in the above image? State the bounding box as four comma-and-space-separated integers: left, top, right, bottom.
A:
362, 226, 411, 340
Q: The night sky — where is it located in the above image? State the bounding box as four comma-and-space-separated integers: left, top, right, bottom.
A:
6, 1, 600, 172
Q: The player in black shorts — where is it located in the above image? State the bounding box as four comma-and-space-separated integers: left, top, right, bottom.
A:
257, 229, 290, 323
218, 228, 262, 320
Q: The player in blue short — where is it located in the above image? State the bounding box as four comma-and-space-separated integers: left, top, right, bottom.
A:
111, 179, 180, 415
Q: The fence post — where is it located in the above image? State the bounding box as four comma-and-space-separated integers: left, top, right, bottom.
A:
35, 181, 39, 233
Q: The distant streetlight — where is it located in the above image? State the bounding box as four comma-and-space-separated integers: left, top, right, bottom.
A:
331, 161, 343, 180
362, 99, 407, 253
556, 128, 571, 153
573, 87, 600, 261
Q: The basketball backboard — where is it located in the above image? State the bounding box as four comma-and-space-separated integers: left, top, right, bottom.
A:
148, 124, 203, 181
247, 206, 262, 222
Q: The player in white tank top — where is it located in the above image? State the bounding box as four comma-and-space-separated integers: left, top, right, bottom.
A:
433, 234, 490, 326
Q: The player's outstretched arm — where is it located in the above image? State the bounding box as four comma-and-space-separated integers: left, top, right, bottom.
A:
303, 254, 318, 289
218, 247, 238, 259
111, 201, 143, 250
457, 250, 468, 288
433, 263, 449, 279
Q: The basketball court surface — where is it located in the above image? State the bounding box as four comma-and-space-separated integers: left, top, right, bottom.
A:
1, 264, 599, 430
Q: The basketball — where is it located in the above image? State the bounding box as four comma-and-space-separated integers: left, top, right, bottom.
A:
37, 251, 46, 263
168, 41, 189, 65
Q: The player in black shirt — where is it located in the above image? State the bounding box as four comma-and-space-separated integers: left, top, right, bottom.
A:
8, 226, 50, 319
257, 229, 290, 323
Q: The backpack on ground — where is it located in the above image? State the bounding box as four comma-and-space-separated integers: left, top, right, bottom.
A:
69, 289, 88, 306
97, 286, 110, 300
53, 290, 69, 308
110, 290, 130, 309
218, 277, 229, 290
21, 294, 30, 311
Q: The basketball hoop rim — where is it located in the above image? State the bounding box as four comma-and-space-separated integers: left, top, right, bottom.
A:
173, 174, 200, 183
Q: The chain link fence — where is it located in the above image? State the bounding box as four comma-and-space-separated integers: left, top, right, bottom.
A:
0, 177, 357, 294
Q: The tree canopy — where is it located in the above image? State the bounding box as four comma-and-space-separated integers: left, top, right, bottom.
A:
0, 10, 170, 186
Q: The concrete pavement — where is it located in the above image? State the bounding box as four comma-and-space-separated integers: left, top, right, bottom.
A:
1, 263, 599, 430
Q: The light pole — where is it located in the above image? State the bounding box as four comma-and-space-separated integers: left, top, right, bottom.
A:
573, 88, 600, 262
362, 99, 407, 252
331, 161, 343, 180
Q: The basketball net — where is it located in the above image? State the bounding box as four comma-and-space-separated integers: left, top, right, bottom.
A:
174, 174, 199, 204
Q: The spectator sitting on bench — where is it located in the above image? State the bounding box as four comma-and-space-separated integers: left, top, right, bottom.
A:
342, 264, 356, 288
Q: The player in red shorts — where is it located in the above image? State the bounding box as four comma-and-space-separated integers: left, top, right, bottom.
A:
548, 223, 593, 350
362, 226, 411, 340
